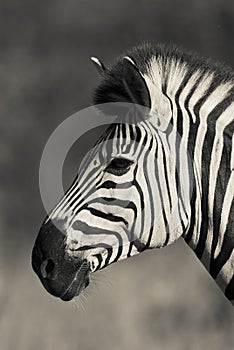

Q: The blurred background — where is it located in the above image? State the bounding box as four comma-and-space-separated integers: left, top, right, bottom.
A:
0, 0, 234, 349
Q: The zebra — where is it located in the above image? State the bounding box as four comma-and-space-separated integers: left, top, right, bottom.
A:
32, 43, 234, 305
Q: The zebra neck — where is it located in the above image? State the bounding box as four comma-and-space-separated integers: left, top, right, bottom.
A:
145, 56, 234, 303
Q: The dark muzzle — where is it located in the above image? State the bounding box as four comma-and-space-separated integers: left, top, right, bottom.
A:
31, 219, 89, 301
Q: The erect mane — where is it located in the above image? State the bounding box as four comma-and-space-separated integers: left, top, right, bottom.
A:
93, 42, 234, 106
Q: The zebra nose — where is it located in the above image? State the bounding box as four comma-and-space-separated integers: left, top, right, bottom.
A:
40, 258, 56, 279
32, 219, 87, 299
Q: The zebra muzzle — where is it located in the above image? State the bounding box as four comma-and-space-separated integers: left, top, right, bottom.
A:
31, 219, 90, 301
60, 261, 90, 301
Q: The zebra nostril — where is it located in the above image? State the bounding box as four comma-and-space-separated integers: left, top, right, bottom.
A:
40, 259, 55, 279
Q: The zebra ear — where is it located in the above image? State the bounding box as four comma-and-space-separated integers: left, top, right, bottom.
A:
122, 56, 151, 109
91, 57, 106, 76
93, 56, 152, 117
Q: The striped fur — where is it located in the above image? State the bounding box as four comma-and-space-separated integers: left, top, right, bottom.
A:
48, 43, 234, 303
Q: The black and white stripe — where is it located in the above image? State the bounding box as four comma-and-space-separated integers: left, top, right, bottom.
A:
48, 43, 234, 304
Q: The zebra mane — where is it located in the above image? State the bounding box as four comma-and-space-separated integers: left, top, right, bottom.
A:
93, 42, 234, 107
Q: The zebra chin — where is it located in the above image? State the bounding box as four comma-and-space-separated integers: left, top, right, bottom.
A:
31, 219, 90, 301
59, 263, 90, 301
37, 261, 90, 302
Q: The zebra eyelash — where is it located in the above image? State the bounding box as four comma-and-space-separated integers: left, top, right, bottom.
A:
104, 157, 134, 176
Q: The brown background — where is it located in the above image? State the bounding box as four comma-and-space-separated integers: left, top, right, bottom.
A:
0, 0, 234, 349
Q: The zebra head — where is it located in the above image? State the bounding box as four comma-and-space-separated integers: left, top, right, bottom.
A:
32, 47, 192, 301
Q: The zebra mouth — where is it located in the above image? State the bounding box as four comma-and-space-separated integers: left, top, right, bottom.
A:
60, 261, 90, 301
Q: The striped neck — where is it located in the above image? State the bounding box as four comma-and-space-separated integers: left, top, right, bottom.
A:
144, 52, 234, 302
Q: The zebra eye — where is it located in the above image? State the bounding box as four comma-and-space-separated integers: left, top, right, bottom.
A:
105, 158, 134, 176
